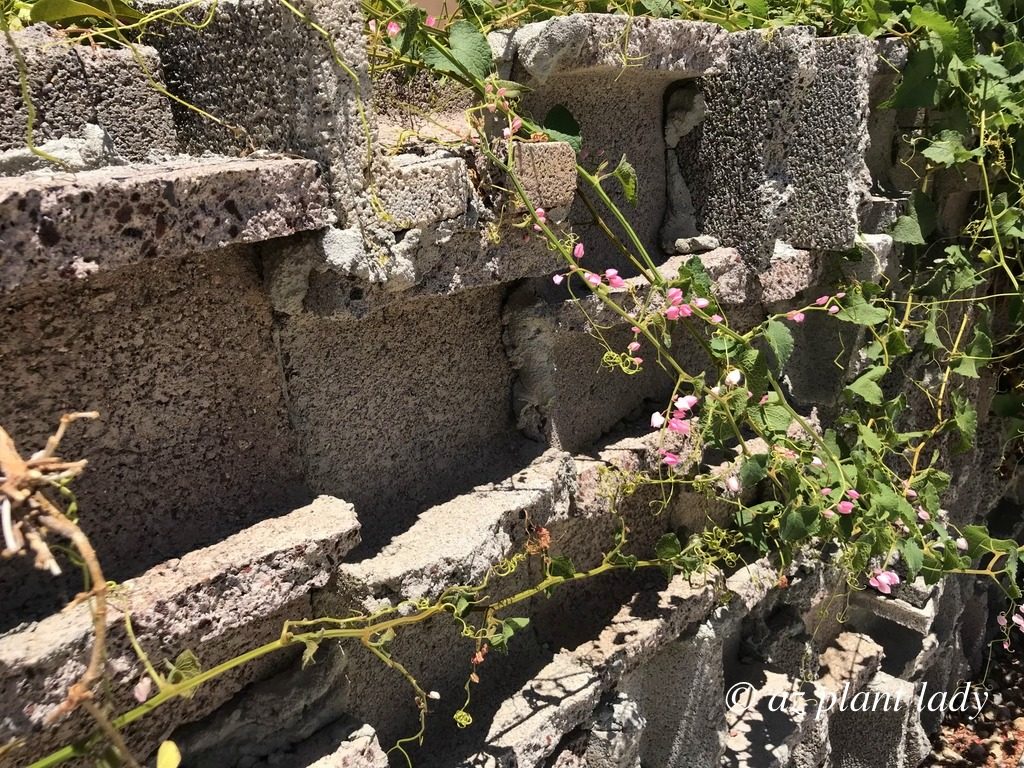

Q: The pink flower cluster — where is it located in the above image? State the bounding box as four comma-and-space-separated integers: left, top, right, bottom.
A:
652, 394, 701, 466
869, 568, 901, 595
786, 293, 847, 323
663, 289, 718, 322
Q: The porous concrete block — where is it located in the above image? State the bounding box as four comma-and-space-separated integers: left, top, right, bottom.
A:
679, 28, 873, 268
0, 26, 177, 162
339, 450, 575, 604
375, 152, 470, 228
0, 156, 332, 293
303, 725, 390, 768
513, 140, 577, 220
0, 123, 122, 175
275, 285, 538, 550
827, 673, 926, 768
0, 496, 360, 764
549, 694, 646, 768
0, 247, 311, 627
138, 0, 371, 219
512, 15, 726, 84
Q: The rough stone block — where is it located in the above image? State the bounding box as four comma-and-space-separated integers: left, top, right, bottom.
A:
138, 0, 371, 220
375, 153, 470, 227
513, 140, 577, 220
0, 156, 332, 293
0, 26, 177, 162
0, 497, 361, 764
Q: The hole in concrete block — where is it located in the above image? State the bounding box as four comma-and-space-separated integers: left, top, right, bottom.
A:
662, 80, 706, 254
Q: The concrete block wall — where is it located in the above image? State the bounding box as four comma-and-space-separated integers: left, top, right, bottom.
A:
0, 9, 1017, 768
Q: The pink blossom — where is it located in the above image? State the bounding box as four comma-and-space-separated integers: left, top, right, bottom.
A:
133, 677, 153, 703
1015, 614, 1024, 631
680, 304, 694, 318
846, 489, 860, 500
917, 507, 930, 522
811, 456, 823, 467
651, 411, 666, 429
709, 314, 723, 324
627, 341, 641, 353
675, 395, 699, 412
386, 20, 401, 37
659, 450, 680, 467
694, 297, 710, 309
535, 207, 547, 223
666, 287, 684, 306
998, 613, 1009, 627
836, 292, 847, 299
573, 242, 585, 260
905, 488, 918, 499
605, 269, 626, 289
869, 569, 900, 595
759, 394, 769, 405
368, 18, 377, 32
815, 295, 830, 306
827, 306, 840, 315
425, 14, 437, 26
584, 272, 602, 287
497, 87, 506, 97
725, 369, 743, 387
837, 500, 855, 515
822, 508, 835, 518
668, 418, 690, 435
726, 476, 741, 494
633, 356, 643, 365
552, 273, 564, 285
821, 487, 832, 496
631, 326, 642, 334
665, 306, 682, 321
787, 310, 806, 323
956, 537, 968, 551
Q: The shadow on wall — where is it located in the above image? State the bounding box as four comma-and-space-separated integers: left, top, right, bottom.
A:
275, 284, 543, 554
0, 247, 312, 632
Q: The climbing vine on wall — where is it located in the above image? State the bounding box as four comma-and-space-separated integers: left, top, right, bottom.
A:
1, 0, 1023, 764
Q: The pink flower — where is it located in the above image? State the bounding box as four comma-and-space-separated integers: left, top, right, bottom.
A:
998, 613, 1009, 627
535, 207, 547, 223
694, 297, 710, 309
675, 395, 699, 412
822, 508, 835, 519
668, 418, 690, 435
821, 487, 832, 496
133, 677, 153, 703
633, 356, 643, 365
811, 456, 823, 467
1014, 614, 1024, 630
846, 489, 860, 500
709, 314, 723, 324
905, 488, 918, 499
368, 18, 377, 32
759, 394, 769, 405
573, 242, 585, 260
659, 450, 680, 467
552, 273, 564, 285
726, 476, 741, 494
836, 292, 847, 299
837, 500, 855, 515
511, 117, 522, 133
627, 341, 641, 352
651, 411, 666, 429
584, 272, 602, 287
815, 295, 830, 306
679, 304, 694, 318
425, 14, 437, 26
497, 87, 506, 97
386, 20, 401, 37
869, 569, 900, 595
605, 269, 625, 289
631, 326, 642, 334
827, 306, 840, 315
787, 310, 806, 323
665, 306, 682, 321
917, 507, 930, 522
725, 369, 743, 387
666, 288, 684, 306
956, 537, 968, 551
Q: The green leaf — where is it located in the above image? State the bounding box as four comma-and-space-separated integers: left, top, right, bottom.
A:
764, 319, 794, 374
884, 47, 938, 108
655, 532, 682, 560
857, 423, 883, 453
780, 506, 819, 542
951, 392, 978, 451
29, 0, 141, 21
422, 20, 493, 81
505, 616, 530, 631
952, 326, 992, 378
921, 129, 977, 167
541, 105, 582, 153
891, 191, 937, 245
612, 155, 638, 205
761, 404, 792, 434
548, 555, 575, 579
901, 540, 924, 578
740, 454, 769, 488
846, 366, 888, 405
963, 0, 1001, 29
835, 291, 888, 325
640, 0, 672, 16
165, 649, 203, 699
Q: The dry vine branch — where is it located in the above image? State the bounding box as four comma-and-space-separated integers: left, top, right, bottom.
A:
0, 412, 118, 725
